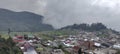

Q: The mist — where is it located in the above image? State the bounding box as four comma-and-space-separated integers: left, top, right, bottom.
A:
0, 0, 120, 31
43, 0, 120, 31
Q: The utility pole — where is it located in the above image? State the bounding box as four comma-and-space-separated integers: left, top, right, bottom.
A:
8, 28, 11, 37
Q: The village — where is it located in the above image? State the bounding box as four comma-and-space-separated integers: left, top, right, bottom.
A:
11, 30, 120, 54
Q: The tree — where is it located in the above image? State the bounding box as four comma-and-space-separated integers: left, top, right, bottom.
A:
90, 23, 107, 31
0, 35, 22, 54
60, 23, 107, 31
8, 28, 11, 36
24, 34, 28, 40
78, 48, 82, 54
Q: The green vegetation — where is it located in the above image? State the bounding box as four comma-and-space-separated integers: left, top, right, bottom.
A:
52, 45, 71, 54
0, 8, 54, 32
0, 35, 22, 54
62, 49, 71, 54
61, 23, 107, 32
35, 29, 79, 40
39, 29, 79, 36
59, 45, 71, 54
116, 50, 120, 54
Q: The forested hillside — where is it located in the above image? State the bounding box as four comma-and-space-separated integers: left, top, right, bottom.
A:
0, 8, 54, 32
61, 23, 107, 31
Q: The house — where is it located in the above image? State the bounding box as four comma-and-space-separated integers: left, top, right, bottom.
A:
13, 36, 25, 43
113, 44, 120, 49
51, 49, 64, 54
94, 42, 101, 47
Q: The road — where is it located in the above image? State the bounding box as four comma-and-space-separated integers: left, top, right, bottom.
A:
24, 47, 37, 54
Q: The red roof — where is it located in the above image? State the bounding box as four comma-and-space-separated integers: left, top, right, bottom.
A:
13, 39, 25, 42
13, 36, 25, 42
16, 36, 24, 39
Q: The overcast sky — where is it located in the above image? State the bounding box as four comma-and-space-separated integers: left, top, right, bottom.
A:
0, 0, 120, 31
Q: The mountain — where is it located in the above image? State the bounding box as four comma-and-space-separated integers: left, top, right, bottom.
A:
59, 23, 120, 36
60, 23, 107, 31
0, 8, 54, 32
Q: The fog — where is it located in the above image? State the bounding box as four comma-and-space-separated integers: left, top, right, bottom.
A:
0, 0, 120, 30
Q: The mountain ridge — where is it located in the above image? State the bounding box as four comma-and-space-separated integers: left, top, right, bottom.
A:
60, 23, 107, 31
0, 8, 54, 32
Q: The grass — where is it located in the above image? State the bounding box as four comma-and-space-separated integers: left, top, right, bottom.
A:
1, 34, 10, 39
0, 30, 77, 40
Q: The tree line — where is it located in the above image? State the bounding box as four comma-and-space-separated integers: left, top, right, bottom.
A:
60, 23, 107, 31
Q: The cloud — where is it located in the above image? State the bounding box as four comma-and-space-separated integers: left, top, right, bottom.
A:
0, 0, 46, 15
0, 0, 120, 31
91, 0, 120, 12
42, 0, 120, 31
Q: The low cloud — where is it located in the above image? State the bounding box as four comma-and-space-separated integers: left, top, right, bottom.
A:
0, 0, 120, 31
43, 0, 120, 31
